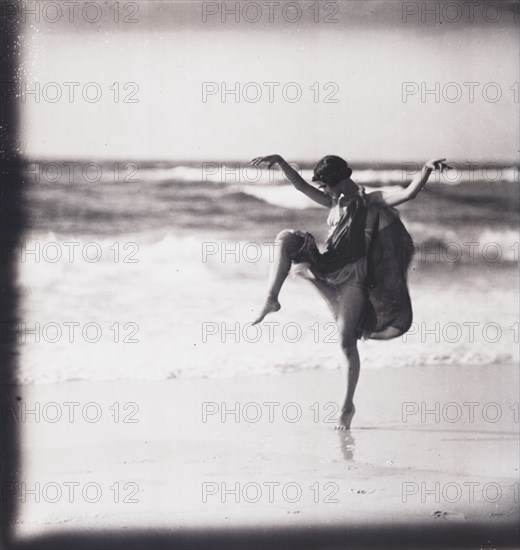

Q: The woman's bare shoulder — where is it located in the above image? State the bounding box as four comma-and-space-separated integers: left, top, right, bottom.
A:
364, 189, 386, 207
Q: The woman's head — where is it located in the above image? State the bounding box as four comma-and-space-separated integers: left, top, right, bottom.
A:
313, 155, 352, 184
312, 155, 356, 197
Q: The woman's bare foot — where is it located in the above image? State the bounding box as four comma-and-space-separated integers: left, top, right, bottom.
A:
252, 297, 281, 325
336, 405, 356, 430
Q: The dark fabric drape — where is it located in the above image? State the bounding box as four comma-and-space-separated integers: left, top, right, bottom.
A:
316, 195, 368, 274
362, 207, 415, 338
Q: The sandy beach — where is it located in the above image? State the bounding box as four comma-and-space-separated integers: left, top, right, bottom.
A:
9, 362, 518, 540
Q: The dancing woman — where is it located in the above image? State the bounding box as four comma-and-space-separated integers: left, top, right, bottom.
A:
251, 154, 449, 429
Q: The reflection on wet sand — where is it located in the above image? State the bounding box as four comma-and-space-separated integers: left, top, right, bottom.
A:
337, 431, 356, 462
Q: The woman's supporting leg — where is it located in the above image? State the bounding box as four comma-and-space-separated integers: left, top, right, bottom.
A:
253, 230, 301, 325
336, 285, 366, 430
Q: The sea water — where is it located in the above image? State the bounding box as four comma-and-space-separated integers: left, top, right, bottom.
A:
13, 161, 519, 383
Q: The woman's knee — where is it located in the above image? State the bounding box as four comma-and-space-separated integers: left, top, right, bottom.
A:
337, 287, 365, 351
275, 229, 296, 243
339, 327, 358, 354
341, 338, 358, 355
275, 229, 301, 260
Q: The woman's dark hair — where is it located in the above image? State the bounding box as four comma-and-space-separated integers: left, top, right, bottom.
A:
312, 155, 352, 185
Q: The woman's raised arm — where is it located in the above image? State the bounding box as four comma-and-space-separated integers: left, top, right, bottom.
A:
251, 155, 332, 208
376, 158, 451, 208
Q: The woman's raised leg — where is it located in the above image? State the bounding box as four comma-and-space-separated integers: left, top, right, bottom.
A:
336, 285, 366, 430
252, 229, 302, 325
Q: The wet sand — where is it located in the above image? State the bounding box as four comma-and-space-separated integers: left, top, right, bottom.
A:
10, 362, 519, 538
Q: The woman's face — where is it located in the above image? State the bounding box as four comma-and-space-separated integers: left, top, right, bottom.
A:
319, 182, 342, 199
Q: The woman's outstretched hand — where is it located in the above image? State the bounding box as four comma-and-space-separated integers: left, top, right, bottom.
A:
250, 154, 282, 168
425, 158, 452, 173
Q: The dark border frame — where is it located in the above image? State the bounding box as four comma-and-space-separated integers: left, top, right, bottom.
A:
0, 3, 518, 549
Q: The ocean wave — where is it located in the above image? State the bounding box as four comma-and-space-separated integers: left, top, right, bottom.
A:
231, 184, 319, 210
15, 227, 518, 385
15, 340, 518, 385
15, 222, 518, 303
26, 161, 516, 188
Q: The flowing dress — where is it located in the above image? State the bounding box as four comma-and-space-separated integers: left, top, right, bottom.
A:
292, 187, 414, 339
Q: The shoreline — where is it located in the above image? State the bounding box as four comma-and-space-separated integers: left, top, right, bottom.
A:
4, 358, 519, 386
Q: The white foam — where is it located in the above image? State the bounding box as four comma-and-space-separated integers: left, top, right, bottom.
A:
16, 231, 518, 384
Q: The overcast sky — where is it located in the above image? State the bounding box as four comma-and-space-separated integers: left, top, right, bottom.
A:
19, 0, 519, 162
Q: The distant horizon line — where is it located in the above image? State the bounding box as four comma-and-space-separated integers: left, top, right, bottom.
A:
20, 156, 520, 169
